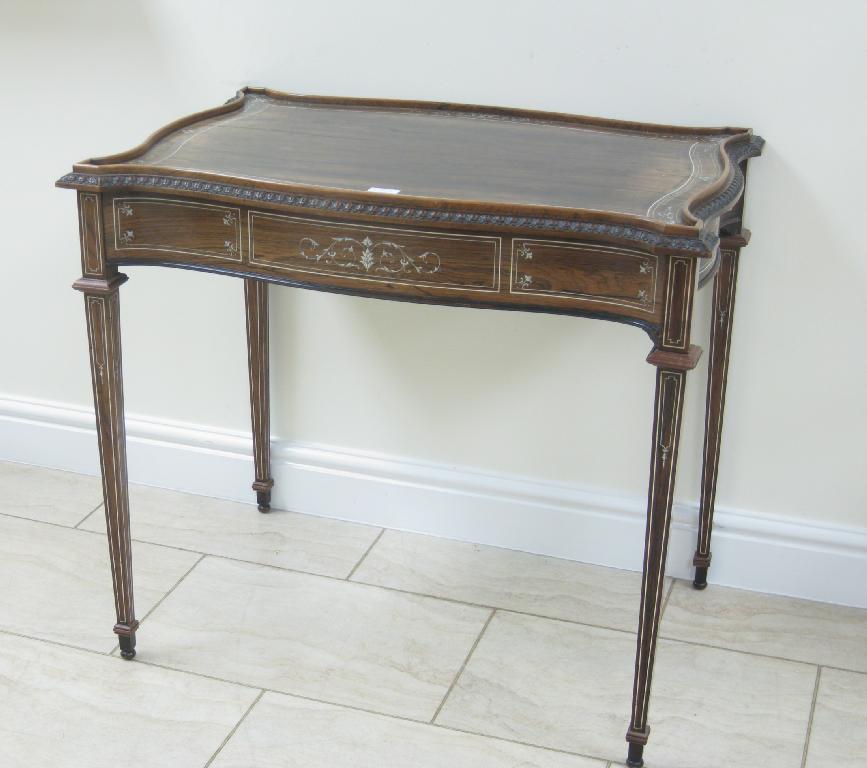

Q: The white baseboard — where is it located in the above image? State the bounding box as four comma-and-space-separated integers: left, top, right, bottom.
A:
2, 393, 865, 608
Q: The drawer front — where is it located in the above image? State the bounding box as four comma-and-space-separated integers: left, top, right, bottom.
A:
110, 197, 242, 262
249, 212, 501, 292
510, 238, 658, 314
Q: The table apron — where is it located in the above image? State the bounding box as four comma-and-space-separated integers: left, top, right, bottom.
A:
101, 193, 696, 337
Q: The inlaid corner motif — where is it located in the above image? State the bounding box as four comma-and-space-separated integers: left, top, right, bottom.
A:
510, 238, 658, 314
299, 235, 441, 276
110, 197, 242, 262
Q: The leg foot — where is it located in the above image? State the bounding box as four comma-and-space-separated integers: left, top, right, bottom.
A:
118, 632, 136, 660
253, 480, 273, 513
626, 743, 644, 767
693, 565, 709, 590
256, 489, 271, 513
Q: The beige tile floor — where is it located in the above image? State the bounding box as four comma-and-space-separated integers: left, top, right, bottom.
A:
0, 460, 865, 768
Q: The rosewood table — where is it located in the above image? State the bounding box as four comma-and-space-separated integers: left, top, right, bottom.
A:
58, 87, 763, 767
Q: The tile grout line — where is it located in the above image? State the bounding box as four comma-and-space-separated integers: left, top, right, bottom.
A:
30, 632, 606, 764
66, 518, 649, 638
427, 720, 611, 764
70, 524, 646, 639
74, 501, 104, 529
79, 535, 867, 673
8, 611, 867, 691
138, 553, 207, 626
0, 626, 607, 764
0, 627, 266, 691
0, 510, 706, 645
202, 689, 265, 768
5, 508, 867, 675
0, 506, 664, 633
344, 528, 385, 580
0, 627, 124, 659
0, 508, 106, 532
660, 578, 677, 616
2, 473, 860, 766
654, 633, 848, 672
430, 608, 496, 724
800, 666, 822, 768
9, 507, 867, 671
0, 623, 822, 768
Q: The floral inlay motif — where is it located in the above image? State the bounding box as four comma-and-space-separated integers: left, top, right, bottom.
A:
119, 230, 134, 245
224, 240, 238, 256
298, 235, 441, 275
517, 243, 533, 260
516, 274, 534, 289
118, 203, 134, 217
223, 212, 238, 226
659, 440, 672, 464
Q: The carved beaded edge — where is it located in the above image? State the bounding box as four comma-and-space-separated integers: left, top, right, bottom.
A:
58, 135, 762, 256
690, 135, 764, 220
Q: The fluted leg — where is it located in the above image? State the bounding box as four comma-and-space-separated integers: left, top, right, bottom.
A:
693, 248, 740, 589
76, 273, 138, 659
245, 278, 273, 511
626, 362, 690, 767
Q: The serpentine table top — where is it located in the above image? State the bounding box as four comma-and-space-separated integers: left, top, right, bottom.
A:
58, 87, 762, 253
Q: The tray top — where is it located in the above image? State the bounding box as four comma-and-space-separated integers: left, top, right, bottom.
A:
59, 87, 763, 254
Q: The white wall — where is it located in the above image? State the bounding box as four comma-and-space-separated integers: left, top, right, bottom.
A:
2, 1, 866, 600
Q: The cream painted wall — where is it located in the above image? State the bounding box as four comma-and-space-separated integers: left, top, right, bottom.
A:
2, 0, 866, 530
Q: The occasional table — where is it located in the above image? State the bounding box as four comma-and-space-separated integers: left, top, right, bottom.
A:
58, 87, 763, 767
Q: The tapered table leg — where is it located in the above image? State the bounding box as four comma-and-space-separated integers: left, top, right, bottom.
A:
245, 278, 273, 512
693, 247, 740, 589
74, 272, 138, 659
625, 349, 696, 767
